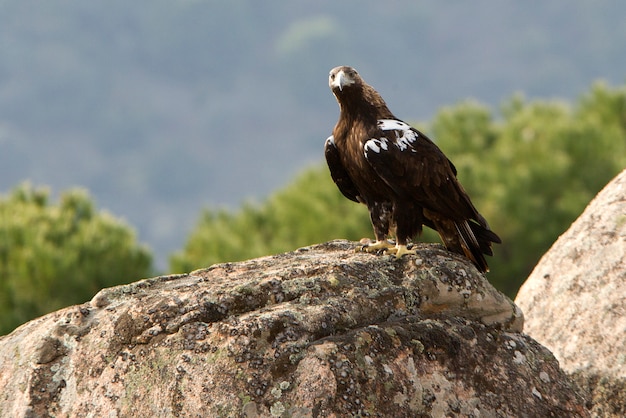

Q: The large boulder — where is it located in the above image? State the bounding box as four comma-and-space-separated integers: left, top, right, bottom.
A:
1, 240, 587, 417
516, 169, 626, 417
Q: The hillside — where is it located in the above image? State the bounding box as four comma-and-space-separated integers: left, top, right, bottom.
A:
1, 0, 625, 267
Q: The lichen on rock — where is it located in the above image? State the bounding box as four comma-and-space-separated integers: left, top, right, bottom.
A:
0, 240, 587, 417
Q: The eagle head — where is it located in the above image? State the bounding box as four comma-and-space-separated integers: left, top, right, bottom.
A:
329, 66, 391, 117
329, 66, 360, 93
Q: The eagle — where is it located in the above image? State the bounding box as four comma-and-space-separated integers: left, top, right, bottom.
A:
325, 66, 501, 272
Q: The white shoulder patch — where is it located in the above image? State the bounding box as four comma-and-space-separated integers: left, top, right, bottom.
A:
377, 119, 418, 152
363, 138, 389, 157
377, 119, 411, 131
325, 135, 335, 146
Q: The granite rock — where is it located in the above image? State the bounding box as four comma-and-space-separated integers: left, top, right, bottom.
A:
1, 240, 588, 417
516, 169, 626, 418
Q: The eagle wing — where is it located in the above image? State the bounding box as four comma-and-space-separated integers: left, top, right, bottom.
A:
363, 119, 501, 270
362, 119, 480, 223
325, 135, 360, 203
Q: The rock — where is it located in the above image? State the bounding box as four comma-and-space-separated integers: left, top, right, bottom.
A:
515, 169, 626, 418
0, 240, 587, 417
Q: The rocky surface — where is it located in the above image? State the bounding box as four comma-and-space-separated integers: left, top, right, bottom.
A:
0, 240, 588, 417
516, 169, 626, 418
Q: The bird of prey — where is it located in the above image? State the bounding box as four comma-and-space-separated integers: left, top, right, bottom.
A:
325, 65, 501, 272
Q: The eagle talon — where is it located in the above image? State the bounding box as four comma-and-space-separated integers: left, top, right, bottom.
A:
384, 244, 417, 259
359, 239, 395, 253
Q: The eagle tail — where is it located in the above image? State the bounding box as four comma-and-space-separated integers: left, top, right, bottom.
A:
467, 221, 501, 257
453, 221, 490, 273
426, 210, 500, 273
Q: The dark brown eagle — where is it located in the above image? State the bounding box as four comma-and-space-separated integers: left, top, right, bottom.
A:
325, 65, 501, 272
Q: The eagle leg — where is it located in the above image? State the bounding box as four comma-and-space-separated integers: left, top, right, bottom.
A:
359, 202, 394, 253
384, 202, 422, 258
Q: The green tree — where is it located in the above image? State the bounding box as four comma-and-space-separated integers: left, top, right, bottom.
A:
169, 168, 371, 273
0, 184, 153, 335
431, 82, 626, 295
172, 82, 626, 297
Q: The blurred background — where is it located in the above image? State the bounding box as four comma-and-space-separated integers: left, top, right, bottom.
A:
1, 1, 626, 333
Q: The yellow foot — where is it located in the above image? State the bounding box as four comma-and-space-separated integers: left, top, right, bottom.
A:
384, 244, 417, 259
357, 239, 395, 253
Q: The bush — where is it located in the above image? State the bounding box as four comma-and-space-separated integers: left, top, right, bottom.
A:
169, 168, 372, 273
0, 184, 153, 334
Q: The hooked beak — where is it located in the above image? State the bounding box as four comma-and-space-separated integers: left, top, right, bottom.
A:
331, 70, 346, 91
336, 70, 345, 91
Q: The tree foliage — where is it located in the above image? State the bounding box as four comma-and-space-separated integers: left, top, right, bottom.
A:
169, 168, 372, 273
172, 81, 626, 297
429, 82, 626, 295
0, 184, 153, 335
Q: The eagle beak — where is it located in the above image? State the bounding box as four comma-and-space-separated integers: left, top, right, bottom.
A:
331, 70, 346, 92
336, 71, 345, 91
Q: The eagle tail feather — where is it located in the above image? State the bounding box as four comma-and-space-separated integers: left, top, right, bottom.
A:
467, 221, 501, 256
454, 221, 490, 273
